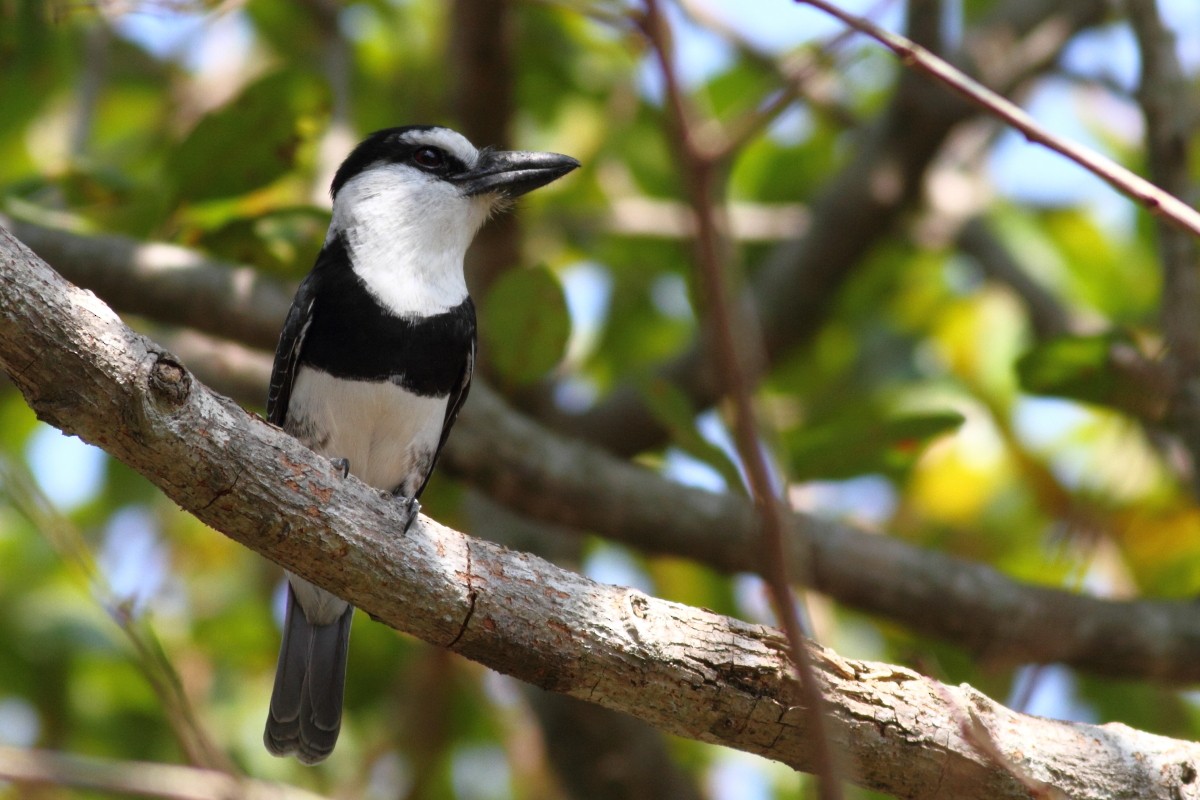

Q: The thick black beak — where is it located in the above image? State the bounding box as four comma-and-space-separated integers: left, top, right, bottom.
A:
456, 149, 580, 198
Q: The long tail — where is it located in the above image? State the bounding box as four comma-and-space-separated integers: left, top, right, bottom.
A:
263, 583, 354, 764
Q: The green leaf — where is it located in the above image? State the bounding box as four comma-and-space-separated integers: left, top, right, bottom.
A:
1016, 332, 1131, 406
786, 410, 965, 481
166, 70, 324, 205
183, 203, 330, 275
481, 266, 571, 384
700, 60, 777, 122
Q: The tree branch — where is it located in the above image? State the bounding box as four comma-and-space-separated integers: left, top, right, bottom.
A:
9, 218, 1200, 683
0, 216, 290, 351
1127, 0, 1200, 495
796, 0, 1200, 237
640, 0, 842, 794
4, 225, 1200, 800
449, 379, 1200, 684
0, 745, 326, 800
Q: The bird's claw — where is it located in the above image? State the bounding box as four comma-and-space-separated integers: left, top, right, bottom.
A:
330, 458, 350, 479
395, 495, 421, 534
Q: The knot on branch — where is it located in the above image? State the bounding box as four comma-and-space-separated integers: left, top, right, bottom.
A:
148, 352, 191, 406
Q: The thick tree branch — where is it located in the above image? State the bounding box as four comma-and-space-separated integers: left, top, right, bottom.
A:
1, 216, 290, 351
449, 380, 1200, 683
9, 219, 1200, 683
5, 226, 1200, 800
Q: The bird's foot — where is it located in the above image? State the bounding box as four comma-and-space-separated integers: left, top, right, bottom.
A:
329, 458, 350, 479
392, 491, 421, 534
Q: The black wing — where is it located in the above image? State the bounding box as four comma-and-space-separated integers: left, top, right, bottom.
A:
414, 331, 475, 499
438, 335, 474, 458
266, 270, 320, 427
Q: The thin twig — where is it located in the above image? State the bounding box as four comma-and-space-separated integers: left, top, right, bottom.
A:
0, 745, 326, 800
794, 0, 1200, 239
679, 0, 892, 161
639, 2, 844, 797
931, 685, 1070, 800
0, 457, 234, 774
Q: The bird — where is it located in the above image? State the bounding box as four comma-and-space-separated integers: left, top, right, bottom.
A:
262, 125, 579, 764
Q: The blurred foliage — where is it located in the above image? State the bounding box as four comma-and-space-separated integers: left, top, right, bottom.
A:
0, 0, 1199, 799
481, 266, 571, 386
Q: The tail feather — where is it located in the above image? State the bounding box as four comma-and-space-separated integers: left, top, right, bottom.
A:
264, 584, 353, 764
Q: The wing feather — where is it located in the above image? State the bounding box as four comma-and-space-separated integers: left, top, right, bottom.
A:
414, 335, 474, 499
267, 272, 319, 426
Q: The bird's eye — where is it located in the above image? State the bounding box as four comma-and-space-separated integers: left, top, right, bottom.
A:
412, 147, 446, 170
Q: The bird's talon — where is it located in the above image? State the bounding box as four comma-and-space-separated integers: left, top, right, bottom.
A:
399, 496, 421, 534
330, 458, 350, 479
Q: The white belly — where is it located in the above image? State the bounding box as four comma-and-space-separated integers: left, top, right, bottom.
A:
286, 366, 449, 495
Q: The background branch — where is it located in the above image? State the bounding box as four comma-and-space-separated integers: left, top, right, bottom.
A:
795, 0, 1200, 237
1127, 0, 1200, 494
0, 745, 326, 800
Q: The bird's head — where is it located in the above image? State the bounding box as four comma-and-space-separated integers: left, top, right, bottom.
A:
329, 126, 579, 247
324, 126, 577, 316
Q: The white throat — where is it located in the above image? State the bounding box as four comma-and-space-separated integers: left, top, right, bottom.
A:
330, 163, 490, 317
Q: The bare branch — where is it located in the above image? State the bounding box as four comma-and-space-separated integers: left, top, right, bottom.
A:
522, 0, 1112, 457
796, 0, 1200, 238
1127, 0, 1200, 495
0, 745, 326, 800
640, 0, 842, 795
8, 219, 1200, 683
0, 214, 291, 351
1128, 0, 1199, 339
5, 226, 1200, 798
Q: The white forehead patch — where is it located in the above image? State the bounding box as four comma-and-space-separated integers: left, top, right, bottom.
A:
399, 127, 480, 168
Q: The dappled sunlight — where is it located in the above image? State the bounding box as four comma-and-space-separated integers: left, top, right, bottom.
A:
4, 0, 1200, 797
